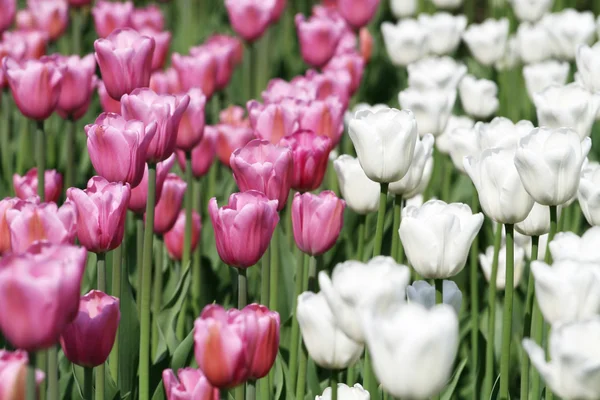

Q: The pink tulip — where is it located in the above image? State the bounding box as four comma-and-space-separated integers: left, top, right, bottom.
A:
335, 26, 359, 55
68, 0, 92, 8
176, 88, 206, 152
3, 30, 48, 60
208, 191, 279, 268
216, 125, 254, 168
131, 5, 164, 32
2, 56, 62, 120
6, 201, 77, 254
0, 198, 22, 256
149, 173, 186, 235
0, 0, 16, 34
280, 130, 331, 192
49, 54, 97, 120
295, 13, 344, 68
92, 0, 133, 38
0, 243, 86, 351
247, 100, 298, 143
129, 154, 175, 214
336, 0, 380, 29
324, 51, 365, 95
201, 35, 242, 91
305, 69, 351, 108
150, 67, 182, 94
0, 38, 26, 88
60, 290, 120, 367
27, 0, 69, 41
164, 210, 201, 261
163, 368, 219, 400
224, 0, 276, 43
67, 177, 131, 253
121, 88, 190, 163
13, 168, 63, 204
299, 97, 344, 145
94, 28, 155, 101
171, 52, 217, 99
360, 27, 374, 62
271, 0, 286, 22
16, 10, 35, 31
85, 113, 156, 188
206, 34, 244, 66
139, 28, 171, 71
97, 80, 122, 114
292, 191, 345, 255
177, 126, 217, 178
0, 350, 44, 399
261, 78, 313, 104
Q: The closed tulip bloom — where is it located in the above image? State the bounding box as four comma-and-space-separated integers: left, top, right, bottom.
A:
171, 52, 217, 99
543, 9, 595, 60
28, 0, 68, 41
398, 88, 456, 137
462, 18, 510, 66
550, 227, 600, 263
349, 108, 418, 183
297, 291, 364, 369
459, 75, 499, 119
389, 134, 434, 196
128, 154, 175, 214
85, 113, 156, 188
92, 1, 133, 38
246, 101, 298, 144
280, 130, 331, 192
202, 35, 242, 91
407, 56, 467, 91
435, 115, 474, 156
150, 173, 186, 235
13, 168, 62, 204
523, 60, 569, 101
578, 161, 600, 226
334, 155, 380, 215
516, 202, 556, 236
164, 210, 201, 261
59, 290, 120, 367
3, 57, 62, 120
400, 200, 484, 279
576, 43, 600, 93
336, 0, 379, 29
432, 0, 462, 8
406, 280, 463, 315
225, 0, 276, 43
216, 124, 255, 168
94, 28, 155, 101
176, 88, 206, 152
516, 22, 554, 64
209, 191, 279, 268
381, 20, 428, 67
295, 13, 344, 68
479, 244, 526, 289
67, 177, 130, 253
139, 28, 171, 71
324, 52, 365, 95
3, 30, 48, 60
523, 318, 600, 400
514, 127, 591, 206
418, 13, 467, 56
97, 80, 122, 114
162, 368, 219, 400
150, 67, 182, 94
300, 98, 345, 146
131, 5, 164, 31
362, 302, 459, 399
0, 0, 16, 33
50, 54, 97, 120
0, 243, 86, 351
0, 38, 26, 88
319, 256, 411, 343
0, 198, 21, 255
177, 126, 217, 178
317, 384, 370, 400
510, 0, 553, 22
0, 350, 44, 400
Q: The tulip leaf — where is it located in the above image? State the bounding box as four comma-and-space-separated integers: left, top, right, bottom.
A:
150, 382, 165, 400
441, 357, 468, 400
157, 265, 191, 355
171, 329, 194, 370
59, 372, 73, 400
106, 368, 120, 400
118, 265, 140, 396
306, 359, 323, 399
71, 364, 84, 400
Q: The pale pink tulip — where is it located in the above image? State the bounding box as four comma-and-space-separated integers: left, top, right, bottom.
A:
13, 168, 63, 204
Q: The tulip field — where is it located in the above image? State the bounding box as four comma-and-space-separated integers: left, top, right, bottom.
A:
4, 0, 600, 399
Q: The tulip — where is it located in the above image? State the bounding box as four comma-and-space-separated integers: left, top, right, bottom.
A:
92, 0, 134, 38
462, 18, 510, 66
333, 155, 380, 215
162, 368, 219, 400
300, 98, 345, 146
15, 10, 35, 31
171, 52, 217, 99
418, 13, 468, 56
406, 280, 463, 314
435, 115, 474, 156
3, 57, 62, 120
381, 19, 428, 66
0, 198, 22, 256
149, 173, 186, 235
576, 43, 600, 94
97, 80, 122, 114
578, 161, 600, 226
542, 9, 595, 60
522, 60, 569, 101
0, 0, 16, 33
0, 38, 26, 88
515, 202, 556, 236
27, 0, 68, 41
432, 0, 463, 8
389, 134, 434, 196
390, 0, 416, 18
224, 0, 276, 43
523, 318, 600, 400
348, 108, 418, 183
514, 127, 591, 206
404, 151, 433, 199
344, 102, 389, 127
335, 0, 379, 29
319, 256, 411, 343
164, 210, 201, 261
150, 67, 182, 95
323, 51, 365, 95
3, 30, 48, 60
139, 28, 171, 72
550, 227, 600, 264
59, 290, 120, 367
309, 70, 352, 107
458, 75, 499, 119
177, 126, 217, 179
208, 191, 279, 268
94, 28, 155, 101
317, 384, 369, 400
362, 302, 459, 399
13, 168, 62, 204
129, 154, 175, 214
359, 28, 373, 62
510, 0, 553, 22
0, 350, 45, 399
131, 5, 164, 31
0, 243, 86, 351
479, 244, 526, 290
398, 88, 456, 137
516, 22, 554, 64
400, 200, 484, 279
176, 88, 206, 152
295, 13, 344, 68
406, 56, 467, 91
51, 54, 97, 120
246, 100, 298, 144
202, 35, 242, 91
216, 124, 255, 168
474, 117, 534, 152
279, 130, 331, 192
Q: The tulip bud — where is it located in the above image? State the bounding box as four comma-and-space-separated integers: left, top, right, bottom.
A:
92, 1, 134, 38
542, 9, 595, 61
389, 134, 434, 197
172, 52, 217, 99
164, 210, 201, 261
333, 155, 380, 215
225, 0, 276, 43
462, 18, 510, 66
176, 126, 217, 179
418, 13, 467, 56
0, 350, 44, 399
459, 75, 499, 119
522, 61, 569, 101
295, 13, 344, 68
407, 56, 467, 91
129, 154, 176, 214
247, 100, 298, 144
176, 88, 206, 152
550, 227, 600, 264
162, 368, 219, 400
49, 54, 97, 120
406, 280, 462, 314
398, 88, 456, 137
381, 20, 428, 67
279, 130, 331, 192
13, 168, 62, 204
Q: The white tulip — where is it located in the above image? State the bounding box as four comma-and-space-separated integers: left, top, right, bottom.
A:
516, 22, 554, 64
578, 161, 600, 226
436, 115, 475, 155
542, 9, 596, 60
477, 117, 535, 151
296, 291, 364, 369
576, 43, 600, 94
381, 20, 428, 67
318, 256, 411, 343
418, 13, 467, 56
334, 155, 380, 215
348, 108, 418, 183
523, 318, 600, 400
515, 202, 556, 236
398, 88, 456, 136
389, 134, 434, 196
446, 125, 478, 173
479, 244, 526, 289
533, 83, 600, 140
431, 0, 463, 10
495, 35, 521, 71
509, 0, 553, 22
404, 194, 425, 209
531, 260, 600, 325
344, 103, 389, 127
407, 56, 467, 91
404, 154, 433, 199
362, 302, 459, 399
522, 60, 570, 100
458, 75, 499, 119
390, 0, 417, 19
550, 227, 600, 263
406, 280, 462, 314
399, 200, 484, 278
316, 384, 370, 400
462, 18, 510, 66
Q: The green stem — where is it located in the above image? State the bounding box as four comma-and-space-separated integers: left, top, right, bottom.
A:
238, 268, 247, 308
295, 256, 311, 400
331, 371, 338, 400
435, 279, 443, 304
183, 155, 193, 268
541, 206, 558, 400
71, 9, 82, 55
442, 156, 452, 202
356, 215, 366, 262
269, 228, 279, 312
499, 224, 515, 400
288, 252, 308, 392
1, 91, 12, 187
37, 120, 45, 201
424, 147, 441, 200
36, 351, 46, 400
373, 183, 388, 257
470, 189, 480, 400
139, 164, 157, 400
66, 118, 75, 191
152, 239, 164, 359
27, 353, 37, 400
346, 365, 356, 386
136, 216, 144, 316
95, 365, 104, 400
521, 236, 539, 400
96, 252, 106, 400
246, 380, 256, 400
83, 367, 93, 400
109, 244, 122, 382
192, 178, 204, 315
47, 346, 58, 400
391, 195, 402, 262
261, 250, 270, 306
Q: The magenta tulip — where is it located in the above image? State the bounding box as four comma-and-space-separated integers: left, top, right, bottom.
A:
292, 191, 345, 255
324, 51, 365, 95
94, 28, 155, 101
172, 52, 217, 99
129, 154, 175, 214
0, 0, 16, 34
92, 0, 133, 38
280, 130, 331, 192
0, 198, 22, 256
299, 97, 344, 145
245, 304, 280, 379
164, 210, 201, 261
60, 290, 120, 367
149, 173, 186, 235
208, 191, 279, 268
97, 80, 122, 114
131, 5, 164, 32
247, 100, 298, 144
163, 368, 219, 400
50, 54, 97, 120
177, 126, 217, 178
0, 350, 44, 399
0, 243, 87, 351
13, 168, 62, 204
139, 28, 171, 71
68, 0, 92, 8
225, 0, 276, 43
295, 13, 344, 68
27, 0, 68, 41
336, 0, 380, 29
150, 67, 182, 94
176, 88, 206, 152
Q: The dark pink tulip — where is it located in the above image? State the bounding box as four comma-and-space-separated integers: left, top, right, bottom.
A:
177, 125, 217, 178
97, 80, 122, 114
245, 304, 280, 379
131, 4, 164, 31
336, 0, 380, 29
94, 28, 155, 101
3, 56, 62, 120
230, 140, 293, 210
208, 191, 279, 268
28, 0, 69, 41
172, 52, 217, 99
0, 350, 45, 399
292, 191, 345, 256
224, 0, 276, 43
324, 51, 365, 95
3, 30, 48, 60
163, 368, 219, 400
68, 0, 92, 8
0, 198, 21, 256
13, 168, 63, 204
50, 54, 97, 120
176, 88, 206, 152
60, 290, 120, 367
149, 173, 186, 235
164, 210, 201, 261
247, 100, 298, 144
67, 177, 130, 253
202, 35, 242, 91
85, 113, 156, 188
121, 88, 190, 163
0, 0, 16, 34
299, 98, 344, 145
139, 28, 171, 71
216, 125, 254, 168
0, 243, 86, 352
150, 67, 182, 95
128, 154, 175, 214
271, 0, 286, 22
295, 13, 344, 68
280, 130, 331, 192
92, 0, 133, 38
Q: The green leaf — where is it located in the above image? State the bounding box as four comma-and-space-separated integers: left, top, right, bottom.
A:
157, 266, 191, 355
118, 269, 140, 395
150, 382, 165, 400
441, 357, 468, 400
171, 329, 194, 370
71, 364, 84, 400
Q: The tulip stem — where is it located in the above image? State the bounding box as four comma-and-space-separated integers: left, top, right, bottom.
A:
152, 239, 164, 359
238, 268, 247, 308
183, 155, 193, 269
295, 254, 312, 400
139, 164, 157, 400
373, 183, 388, 257
192, 178, 204, 314
109, 244, 122, 383
261, 249, 270, 305
136, 216, 144, 315
36, 120, 45, 201
499, 224, 515, 400
65, 118, 76, 192
47, 346, 58, 400
289, 252, 308, 392
269, 227, 280, 312
469, 189, 480, 400
83, 367, 93, 400
356, 214, 366, 262
521, 235, 539, 400
247, 380, 256, 400
483, 223, 503, 398
27, 352, 37, 400
392, 195, 404, 263
1, 91, 12, 187
435, 279, 443, 304
331, 370, 338, 400
96, 252, 106, 400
